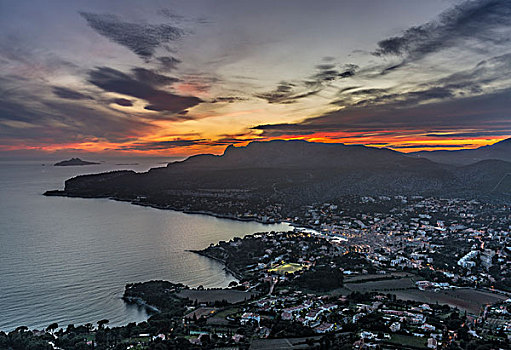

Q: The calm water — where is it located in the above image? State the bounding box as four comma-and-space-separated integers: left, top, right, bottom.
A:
0, 160, 290, 331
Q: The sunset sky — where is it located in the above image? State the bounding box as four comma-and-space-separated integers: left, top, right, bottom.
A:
1, 0, 510, 158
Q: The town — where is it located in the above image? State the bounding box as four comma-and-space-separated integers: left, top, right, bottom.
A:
2, 196, 510, 349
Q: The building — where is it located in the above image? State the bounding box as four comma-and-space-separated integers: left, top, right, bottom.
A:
390, 322, 401, 332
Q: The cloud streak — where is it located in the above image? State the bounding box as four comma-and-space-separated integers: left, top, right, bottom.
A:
117, 139, 205, 151
253, 87, 511, 138
52, 86, 92, 100
373, 0, 511, 63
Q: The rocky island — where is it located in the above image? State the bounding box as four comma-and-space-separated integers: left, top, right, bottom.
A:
54, 157, 99, 166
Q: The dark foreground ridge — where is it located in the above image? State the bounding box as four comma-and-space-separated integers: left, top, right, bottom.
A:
54, 158, 100, 166
45, 141, 511, 221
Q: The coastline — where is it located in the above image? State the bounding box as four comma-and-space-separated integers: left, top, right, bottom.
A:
122, 296, 160, 313
44, 190, 297, 227
188, 249, 245, 281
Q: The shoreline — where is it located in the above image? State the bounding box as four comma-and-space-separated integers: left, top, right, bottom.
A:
188, 249, 245, 281
122, 296, 160, 313
43, 190, 307, 229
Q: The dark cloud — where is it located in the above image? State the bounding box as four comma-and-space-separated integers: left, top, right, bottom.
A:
251, 123, 317, 136
116, 135, 254, 150
211, 96, 247, 103
88, 66, 202, 114
373, 0, 511, 62
177, 73, 221, 94
434, 52, 511, 90
52, 86, 92, 100
334, 52, 511, 108
157, 56, 181, 71
117, 139, 204, 151
252, 88, 511, 137
80, 12, 184, 58
275, 82, 294, 92
380, 63, 405, 75
257, 61, 358, 104
306, 63, 358, 87
256, 89, 319, 104
349, 88, 389, 96
110, 98, 133, 107
352, 86, 454, 108
255, 81, 316, 104
315, 64, 335, 71
131, 67, 179, 86
0, 88, 153, 146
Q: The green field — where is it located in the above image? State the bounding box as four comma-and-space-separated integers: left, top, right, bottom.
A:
268, 263, 303, 275
387, 334, 427, 348
392, 288, 507, 315
345, 277, 416, 292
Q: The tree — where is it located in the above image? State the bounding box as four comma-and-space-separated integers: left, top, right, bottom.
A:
46, 322, 58, 333
97, 319, 109, 329
229, 281, 238, 287
84, 323, 94, 332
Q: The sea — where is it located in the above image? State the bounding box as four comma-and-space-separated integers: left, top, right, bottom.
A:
0, 159, 290, 331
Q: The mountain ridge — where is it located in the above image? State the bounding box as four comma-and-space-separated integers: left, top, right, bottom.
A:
410, 138, 511, 165
44, 140, 511, 217
169, 140, 414, 170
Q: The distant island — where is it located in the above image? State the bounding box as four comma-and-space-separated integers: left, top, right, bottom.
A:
54, 158, 99, 166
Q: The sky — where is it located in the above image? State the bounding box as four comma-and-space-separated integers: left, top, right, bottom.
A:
0, 0, 510, 158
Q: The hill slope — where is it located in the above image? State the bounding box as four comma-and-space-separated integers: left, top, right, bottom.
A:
44, 141, 511, 217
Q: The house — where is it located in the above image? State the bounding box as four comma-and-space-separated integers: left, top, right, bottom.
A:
390, 322, 401, 332
421, 323, 436, 332
416, 280, 433, 290
360, 331, 376, 339
315, 322, 334, 333
240, 312, 260, 325
281, 311, 293, 320
427, 337, 438, 349
305, 309, 323, 322
320, 303, 338, 312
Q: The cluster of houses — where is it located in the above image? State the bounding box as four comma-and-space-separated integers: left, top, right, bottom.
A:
199, 289, 482, 348
286, 196, 510, 291
183, 195, 511, 348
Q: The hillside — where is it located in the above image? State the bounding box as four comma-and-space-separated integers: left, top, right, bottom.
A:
44, 141, 511, 217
